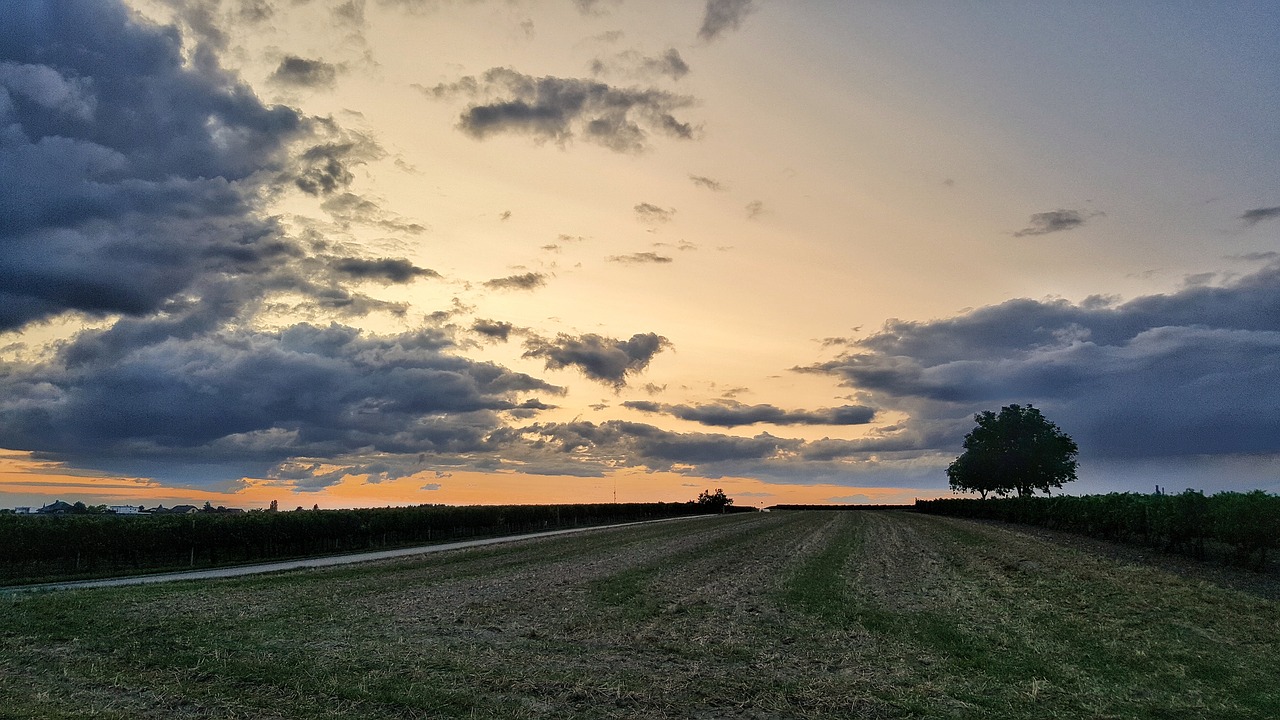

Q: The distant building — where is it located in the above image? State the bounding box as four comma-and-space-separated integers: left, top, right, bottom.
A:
169, 505, 199, 514
38, 500, 74, 514
109, 505, 147, 515
13, 507, 34, 515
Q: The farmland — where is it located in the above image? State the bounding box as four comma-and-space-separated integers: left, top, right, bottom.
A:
2, 511, 1277, 719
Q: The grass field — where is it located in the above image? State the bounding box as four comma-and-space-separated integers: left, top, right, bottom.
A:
2, 511, 1277, 718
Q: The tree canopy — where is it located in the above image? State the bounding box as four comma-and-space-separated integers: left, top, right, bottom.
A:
946, 404, 1078, 499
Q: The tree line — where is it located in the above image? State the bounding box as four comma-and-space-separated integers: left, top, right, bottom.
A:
916, 490, 1280, 569
0, 501, 733, 585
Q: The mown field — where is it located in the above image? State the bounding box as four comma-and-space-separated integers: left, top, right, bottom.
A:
2, 511, 1277, 719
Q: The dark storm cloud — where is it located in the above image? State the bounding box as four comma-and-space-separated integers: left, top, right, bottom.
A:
0, 322, 562, 485
518, 420, 799, 469
332, 257, 438, 283
269, 56, 341, 88
697, 0, 757, 41
1013, 209, 1086, 237
1241, 206, 1280, 226
483, 272, 547, 290
607, 252, 673, 264
523, 332, 671, 387
622, 400, 876, 427
424, 67, 697, 153
799, 263, 1280, 461
0, 0, 306, 331
472, 319, 515, 342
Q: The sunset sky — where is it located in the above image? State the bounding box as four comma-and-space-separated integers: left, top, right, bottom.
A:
2, 0, 1279, 510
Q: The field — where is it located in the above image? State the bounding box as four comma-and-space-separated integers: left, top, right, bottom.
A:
2, 511, 1277, 719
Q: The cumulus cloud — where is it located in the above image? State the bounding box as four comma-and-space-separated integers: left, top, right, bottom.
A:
269, 56, 341, 89
523, 332, 671, 387
697, 0, 757, 41
0, 322, 562, 485
423, 67, 697, 153
0, 0, 306, 331
607, 252, 673, 264
1241, 206, 1280, 226
798, 262, 1280, 463
483, 272, 547, 290
623, 400, 876, 427
1013, 209, 1087, 237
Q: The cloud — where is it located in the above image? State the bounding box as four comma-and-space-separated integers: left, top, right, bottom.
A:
421, 483, 442, 491
483, 272, 547, 290
1241, 206, 1280, 226
332, 257, 438, 283
1013, 209, 1087, 237
623, 400, 877, 428
697, 0, 757, 41
745, 200, 764, 219
0, 321, 562, 486
592, 49, 689, 81
0, 0, 307, 331
269, 56, 341, 89
424, 67, 697, 153
635, 202, 675, 223
798, 262, 1280, 464
607, 252, 673, 264
689, 174, 724, 191
523, 332, 671, 387
472, 319, 514, 342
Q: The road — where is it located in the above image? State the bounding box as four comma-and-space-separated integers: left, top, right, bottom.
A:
2, 514, 712, 593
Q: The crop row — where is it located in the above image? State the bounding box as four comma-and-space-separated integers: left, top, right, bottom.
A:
915, 490, 1280, 568
0, 502, 721, 584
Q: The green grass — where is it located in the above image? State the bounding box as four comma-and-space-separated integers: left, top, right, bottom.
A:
2, 511, 1277, 719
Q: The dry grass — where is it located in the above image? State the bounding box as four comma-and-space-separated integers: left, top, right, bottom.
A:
1, 511, 1277, 718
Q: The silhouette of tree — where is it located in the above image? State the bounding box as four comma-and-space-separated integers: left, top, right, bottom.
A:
695, 488, 734, 512
947, 404, 1078, 498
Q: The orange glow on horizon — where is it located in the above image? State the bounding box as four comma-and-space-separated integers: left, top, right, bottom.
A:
0, 449, 942, 510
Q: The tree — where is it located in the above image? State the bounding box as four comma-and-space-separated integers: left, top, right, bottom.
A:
947, 404, 1078, 498
695, 488, 733, 512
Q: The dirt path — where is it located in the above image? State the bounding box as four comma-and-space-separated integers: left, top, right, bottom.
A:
0, 514, 715, 594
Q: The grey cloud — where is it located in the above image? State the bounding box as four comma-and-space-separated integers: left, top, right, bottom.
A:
1014, 209, 1086, 237
608, 252, 673, 264
0, 0, 306, 331
483, 272, 547, 290
745, 200, 764, 219
319, 192, 426, 234
292, 133, 384, 197
519, 420, 800, 469
623, 400, 876, 427
799, 263, 1280, 462
698, 0, 757, 41
523, 332, 671, 387
472, 319, 515, 342
0, 321, 562, 486
426, 67, 697, 153
635, 202, 674, 223
332, 257, 438, 283
1241, 206, 1280, 226
270, 56, 341, 88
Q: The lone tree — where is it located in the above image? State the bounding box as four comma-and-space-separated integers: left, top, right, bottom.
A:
695, 488, 734, 512
946, 404, 1078, 499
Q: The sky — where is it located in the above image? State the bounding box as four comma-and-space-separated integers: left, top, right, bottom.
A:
2, 0, 1279, 510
